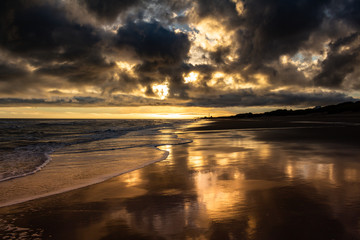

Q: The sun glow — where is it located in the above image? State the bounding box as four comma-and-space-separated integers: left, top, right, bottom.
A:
213, 72, 225, 79
0, 106, 235, 119
280, 55, 289, 65
253, 73, 269, 86
152, 81, 169, 100
184, 71, 199, 83
193, 19, 233, 51
187, 17, 238, 65
231, 0, 245, 15
115, 61, 136, 73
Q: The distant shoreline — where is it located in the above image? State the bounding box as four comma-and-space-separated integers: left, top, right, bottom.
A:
202, 101, 360, 120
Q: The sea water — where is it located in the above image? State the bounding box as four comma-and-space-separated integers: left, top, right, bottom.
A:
0, 119, 192, 207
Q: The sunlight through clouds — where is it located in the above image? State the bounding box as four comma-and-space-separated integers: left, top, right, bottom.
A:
0, 0, 359, 117
183, 71, 199, 83
152, 81, 169, 100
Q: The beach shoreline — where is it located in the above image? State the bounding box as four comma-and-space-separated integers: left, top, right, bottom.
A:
1, 118, 360, 239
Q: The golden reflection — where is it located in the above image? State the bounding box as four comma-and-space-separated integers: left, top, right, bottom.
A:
246, 215, 257, 238
122, 169, 142, 187
189, 155, 204, 168
258, 143, 271, 160
215, 153, 230, 166
158, 145, 173, 161
286, 164, 294, 179
316, 163, 335, 183
61, 126, 360, 239
182, 129, 356, 224
345, 168, 359, 182
214, 152, 243, 166
285, 160, 337, 184
194, 170, 246, 221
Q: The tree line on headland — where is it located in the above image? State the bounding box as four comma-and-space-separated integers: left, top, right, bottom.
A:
205, 101, 360, 119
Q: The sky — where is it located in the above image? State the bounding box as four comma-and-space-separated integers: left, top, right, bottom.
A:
0, 0, 360, 118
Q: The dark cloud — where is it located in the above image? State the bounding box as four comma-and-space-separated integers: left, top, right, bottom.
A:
333, 0, 360, 28
314, 50, 360, 88
0, 94, 173, 107
0, 96, 104, 106
314, 32, 360, 88
196, 0, 238, 21
194, 0, 350, 90
116, 21, 190, 65
80, 0, 141, 22
115, 21, 191, 97
36, 56, 115, 84
209, 47, 230, 65
0, 0, 359, 109
101, 72, 139, 95
187, 90, 357, 108
329, 32, 360, 52
1, 2, 101, 60
0, 62, 43, 95
0, 63, 29, 81
0, 0, 120, 92
111, 93, 172, 106
1, 90, 354, 108
73, 96, 103, 104
235, 0, 331, 65
0, 98, 47, 105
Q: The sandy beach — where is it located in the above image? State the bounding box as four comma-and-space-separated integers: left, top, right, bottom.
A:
1, 118, 360, 239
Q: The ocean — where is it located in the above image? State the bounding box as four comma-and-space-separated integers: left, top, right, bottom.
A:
0, 119, 192, 206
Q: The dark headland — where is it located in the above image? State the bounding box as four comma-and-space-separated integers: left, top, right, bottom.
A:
196, 101, 360, 130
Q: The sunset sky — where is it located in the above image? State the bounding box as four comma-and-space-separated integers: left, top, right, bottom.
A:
1, 0, 360, 118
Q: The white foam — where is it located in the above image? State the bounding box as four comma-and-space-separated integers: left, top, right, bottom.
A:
0, 119, 194, 208
0, 146, 169, 208
0, 152, 52, 183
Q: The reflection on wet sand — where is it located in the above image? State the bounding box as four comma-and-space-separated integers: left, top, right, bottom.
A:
1, 122, 360, 239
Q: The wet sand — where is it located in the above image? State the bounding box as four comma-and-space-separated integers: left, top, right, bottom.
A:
1, 118, 360, 239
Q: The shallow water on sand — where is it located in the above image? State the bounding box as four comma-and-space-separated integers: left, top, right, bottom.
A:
1, 121, 360, 239
0, 119, 191, 207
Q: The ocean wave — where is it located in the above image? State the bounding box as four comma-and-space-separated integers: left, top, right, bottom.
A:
0, 119, 192, 183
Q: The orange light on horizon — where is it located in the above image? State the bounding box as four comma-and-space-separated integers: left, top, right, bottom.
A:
0, 106, 233, 119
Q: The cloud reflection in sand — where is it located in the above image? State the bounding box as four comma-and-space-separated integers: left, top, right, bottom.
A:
2, 125, 360, 239
117, 127, 360, 239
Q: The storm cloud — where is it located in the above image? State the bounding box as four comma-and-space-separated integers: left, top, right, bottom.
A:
0, 0, 359, 109
81, 0, 141, 22
116, 21, 190, 65
187, 90, 356, 107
